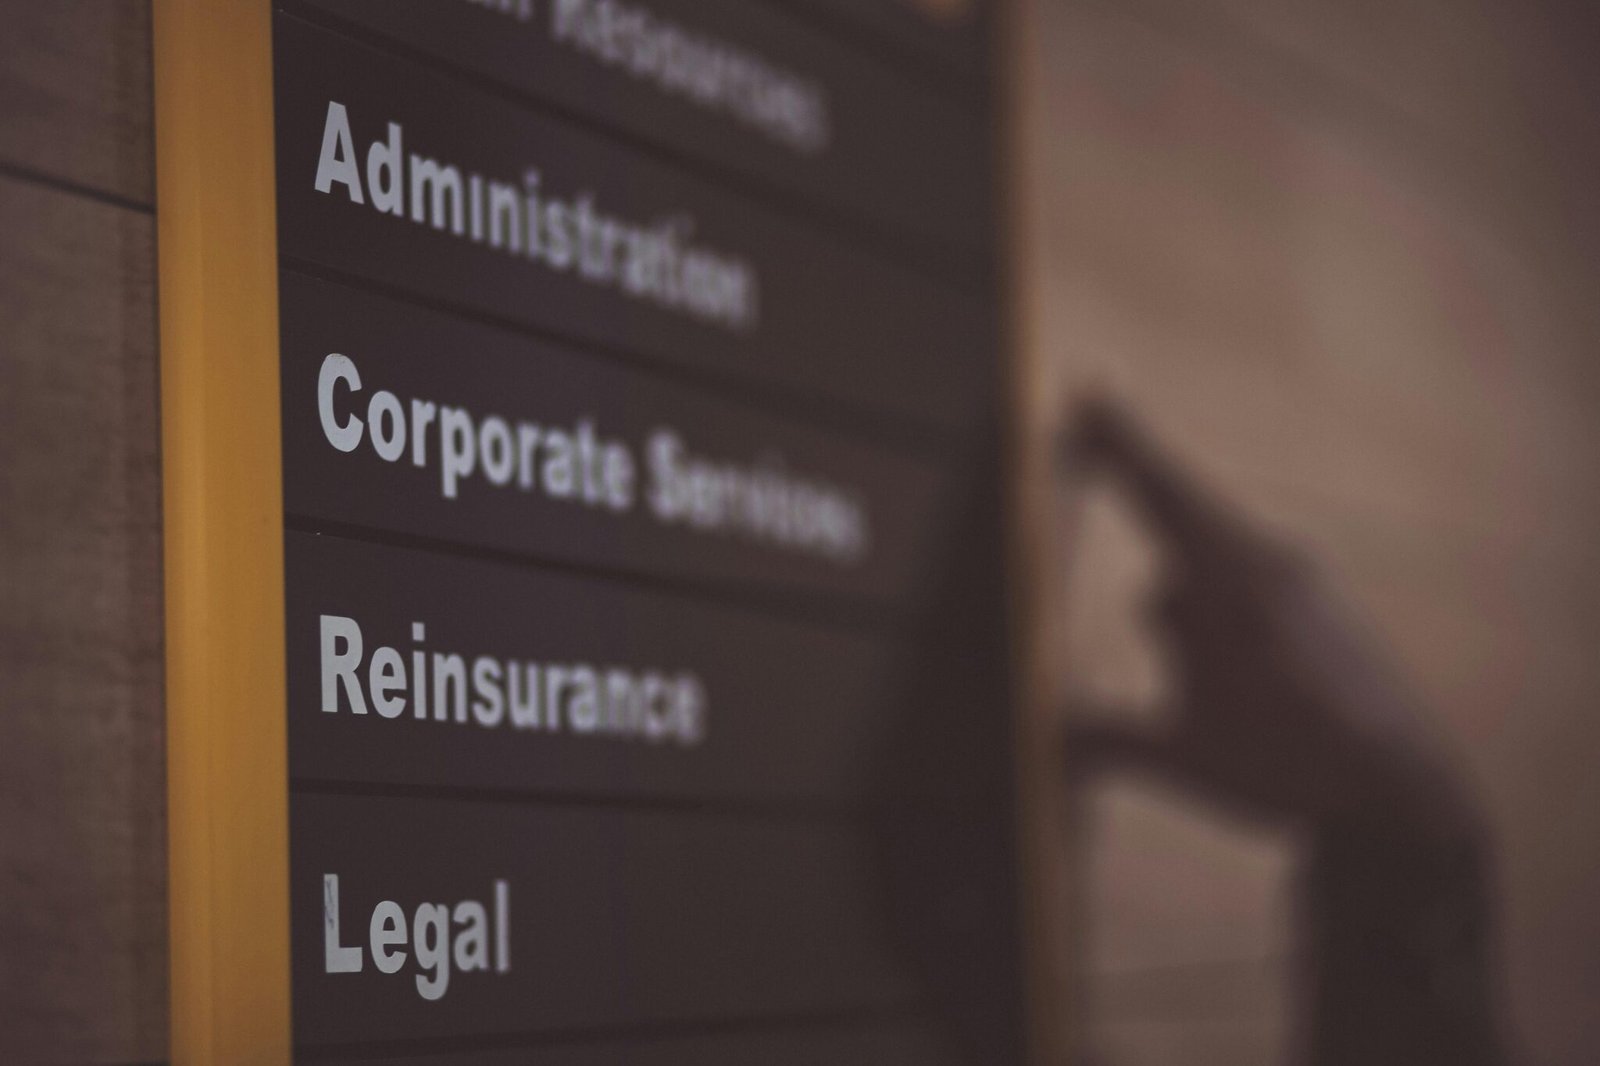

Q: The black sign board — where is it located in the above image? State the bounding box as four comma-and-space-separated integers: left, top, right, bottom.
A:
160, 0, 1027, 1058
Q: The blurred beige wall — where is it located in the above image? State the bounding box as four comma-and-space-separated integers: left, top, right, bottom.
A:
1015, 1, 1600, 1064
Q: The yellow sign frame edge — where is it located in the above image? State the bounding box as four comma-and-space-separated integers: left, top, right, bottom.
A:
156, 1, 291, 1061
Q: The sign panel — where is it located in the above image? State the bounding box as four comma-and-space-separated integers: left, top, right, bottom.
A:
286, 531, 903, 804
280, 272, 951, 605
291, 795, 912, 1043
158, 0, 1028, 1062
289, 0, 989, 253
274, 14, 990, 430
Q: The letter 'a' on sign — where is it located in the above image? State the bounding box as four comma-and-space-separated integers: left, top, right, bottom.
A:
158, 0, 1035, 1063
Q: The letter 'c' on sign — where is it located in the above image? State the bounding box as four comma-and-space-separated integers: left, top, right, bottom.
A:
320, 353, 364, 452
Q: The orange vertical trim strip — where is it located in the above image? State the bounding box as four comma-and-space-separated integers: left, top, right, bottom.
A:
154, 1, 291, 1062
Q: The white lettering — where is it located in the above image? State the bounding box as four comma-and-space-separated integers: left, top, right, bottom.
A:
314, 101, 364, 202
367, 121, 405, 216
323, 874, 363, 973
313, 101, 760, 331
324, 875, 511, 1000
313, 613, 708, 747
318, 354, 363, 453
369, 900, 408, 975
321, 614, 367, 715
546, 0, 830, 155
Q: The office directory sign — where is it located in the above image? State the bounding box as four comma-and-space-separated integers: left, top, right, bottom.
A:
157, 1, 1028, 1062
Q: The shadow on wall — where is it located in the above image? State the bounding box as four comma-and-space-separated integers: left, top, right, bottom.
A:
1059, 401, 1509, 1066
1022, 1, 1600, 1064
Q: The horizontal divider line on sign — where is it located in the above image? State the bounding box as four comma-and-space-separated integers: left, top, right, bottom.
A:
757, 0, 985, 104
281, 514, 918, 634
293, 999, 931, 1061
287, 775, 861, 825
275, 1, 996, 289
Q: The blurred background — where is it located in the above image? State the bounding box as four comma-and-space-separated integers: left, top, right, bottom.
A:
3, 1, 1599, 1063
1012, 1, 1600, 1064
